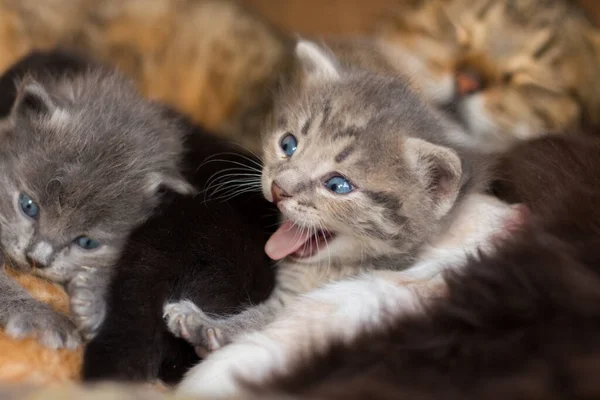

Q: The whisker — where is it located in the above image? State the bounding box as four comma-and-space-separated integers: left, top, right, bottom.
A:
198, 158, 262, 174
208, 183, 263, 201
208, 149, 264, 170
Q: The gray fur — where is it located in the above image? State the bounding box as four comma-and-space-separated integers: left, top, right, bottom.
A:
164, 40, 490, 353
0, 69, 193, 346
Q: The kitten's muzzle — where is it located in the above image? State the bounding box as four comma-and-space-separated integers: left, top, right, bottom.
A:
25, 255, 47, 269
26, 241, 54, 269
271, 181, 291, 205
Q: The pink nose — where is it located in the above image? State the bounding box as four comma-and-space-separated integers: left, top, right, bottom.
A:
455, 68, 483, 96
271, 182, 290, 204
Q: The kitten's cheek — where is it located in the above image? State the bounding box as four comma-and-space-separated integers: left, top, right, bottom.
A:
261, 176, 273, 202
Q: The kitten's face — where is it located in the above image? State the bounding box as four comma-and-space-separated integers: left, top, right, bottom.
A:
0, 71, 193, 282
262, 42, 465, 265
378, 0, 600, 148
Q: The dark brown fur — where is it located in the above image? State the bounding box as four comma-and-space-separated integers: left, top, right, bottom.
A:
250, 134, 600, 399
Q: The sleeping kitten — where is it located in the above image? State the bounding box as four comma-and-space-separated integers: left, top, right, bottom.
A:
175, 193, 527, 397
371, 0, 600, 148
0, 55, 193, 349
163, 39, 488, 355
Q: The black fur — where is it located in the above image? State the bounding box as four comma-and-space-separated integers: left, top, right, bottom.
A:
0, 51, 276, 384
252, 135, 600, 399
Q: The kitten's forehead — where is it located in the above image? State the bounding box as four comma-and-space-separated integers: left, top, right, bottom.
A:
276, 72, 452, 155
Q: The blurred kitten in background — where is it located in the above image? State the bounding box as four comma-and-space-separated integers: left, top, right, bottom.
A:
372, 0, 600, 148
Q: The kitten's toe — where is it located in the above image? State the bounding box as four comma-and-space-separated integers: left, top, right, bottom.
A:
163, 300, 226, 352
206, 328, 225, 351
5, 309, 82, 349
163, 300, 201, 340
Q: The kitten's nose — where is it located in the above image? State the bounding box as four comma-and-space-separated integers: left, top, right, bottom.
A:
455, 68, 483, 96
271, 181, 291, 204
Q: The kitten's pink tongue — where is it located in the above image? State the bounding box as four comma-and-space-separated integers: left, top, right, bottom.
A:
265, 221, 312, 260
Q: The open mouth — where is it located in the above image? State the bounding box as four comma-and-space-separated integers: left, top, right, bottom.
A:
265, 220, 336, 260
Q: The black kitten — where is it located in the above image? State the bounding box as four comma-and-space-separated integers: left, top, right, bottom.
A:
0, 51, 276, 384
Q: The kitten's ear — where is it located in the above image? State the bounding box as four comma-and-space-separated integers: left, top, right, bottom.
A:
404, 138, 462, 218
147, 172, 197, 196
295, 40, 341, 82
12, 78, 58, 120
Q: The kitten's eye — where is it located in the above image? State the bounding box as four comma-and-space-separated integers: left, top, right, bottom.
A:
75, 236, 101, 250
19, 193, 39, 219
280, 133, 297, 157
324, 176, 354, 194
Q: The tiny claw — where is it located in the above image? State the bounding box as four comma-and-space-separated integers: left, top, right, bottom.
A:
206, 328, 222, 351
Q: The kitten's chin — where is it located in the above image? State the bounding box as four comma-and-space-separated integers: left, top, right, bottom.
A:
289, 230, 336, 260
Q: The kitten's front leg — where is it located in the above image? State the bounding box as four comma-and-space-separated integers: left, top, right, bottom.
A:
164, 290, 286, 353
163, 300, 226, 355
0, 269, 81, 349
68, 266, 110, 341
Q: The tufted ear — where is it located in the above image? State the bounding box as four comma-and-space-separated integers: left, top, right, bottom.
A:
404, 137, 462, 218
11, 78, 59, 121
147, 171, 197, 196
295, 40, 341, 83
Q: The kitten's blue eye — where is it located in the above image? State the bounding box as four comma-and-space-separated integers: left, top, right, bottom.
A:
19, 193, 39, 219
324, 176, 354, 194
75, 236, 100, 250
280, 133, 297, 157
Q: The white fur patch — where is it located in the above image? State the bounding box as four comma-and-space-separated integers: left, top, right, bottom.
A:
48, 109, 71, 129
178, 276, 421, 398
28, 241, 53, 266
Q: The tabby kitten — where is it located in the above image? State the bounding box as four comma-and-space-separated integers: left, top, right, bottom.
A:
239, 134, 600, 400
162, 40, 487, 355
0, 57, 192, 349
372, 0, 600, 149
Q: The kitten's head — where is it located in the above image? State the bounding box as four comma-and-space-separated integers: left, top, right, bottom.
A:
262, 40, 469, 265
0, 70, 194, 282
376, 0, 600, 148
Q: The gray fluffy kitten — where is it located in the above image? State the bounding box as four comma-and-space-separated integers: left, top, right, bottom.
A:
0, 69, 193, 348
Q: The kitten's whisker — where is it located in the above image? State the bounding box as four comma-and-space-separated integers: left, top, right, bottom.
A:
203, 176, 262, 202
232, 143, 262, 168
199, 158, 262, 174
213, 188, 262, 202
205, 178, 262, 196
213, 148, 264, 170
207, 181, 263, 199
204, 168, 261, 192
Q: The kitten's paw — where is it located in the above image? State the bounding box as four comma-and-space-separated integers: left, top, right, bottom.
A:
163, 300, 229, 353
68, 266, 106, 341
5, 308, 82, 349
